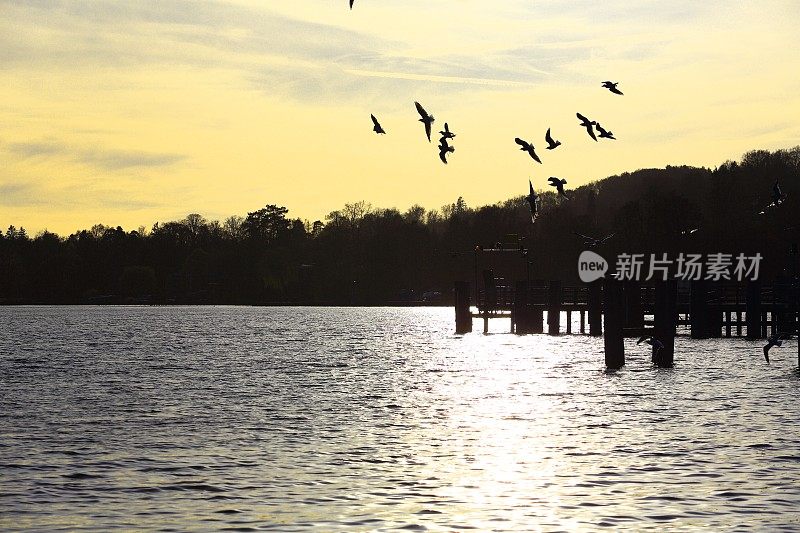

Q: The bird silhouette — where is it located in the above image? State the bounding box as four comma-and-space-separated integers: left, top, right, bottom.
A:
759, 179, 788, 214
595, 122, 616, 140
763, 333, 792, 363
602, 81, 623, 95
438, 137, 454, 164
577, 113, 597, 141
574, 231, 614, 248
439, 123, 455, 140
350, 0, 354, 9
414, 102, 435, 142
772, 179, 787, 204
514, 138, 542, 164
637, 335, 664, 357
370, 114, 385, 135
526, 180, 538, 223
548, 177, 570, 199
545, 128, 561, 150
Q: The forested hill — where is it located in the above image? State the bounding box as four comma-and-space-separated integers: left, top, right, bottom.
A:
1, 147, 798, 305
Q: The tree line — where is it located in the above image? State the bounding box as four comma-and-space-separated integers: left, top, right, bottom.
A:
1, 147, 798, 305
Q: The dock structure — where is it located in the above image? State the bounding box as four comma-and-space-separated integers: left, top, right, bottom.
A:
455, 239, 799, 367
454, 274, 800, 367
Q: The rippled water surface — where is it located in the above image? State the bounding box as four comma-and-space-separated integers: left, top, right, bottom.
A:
2, 306, 800, 531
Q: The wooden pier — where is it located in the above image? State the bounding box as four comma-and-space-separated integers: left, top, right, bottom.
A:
454, 276, 800, 368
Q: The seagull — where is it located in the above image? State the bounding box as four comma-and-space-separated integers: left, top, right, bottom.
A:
548, 177, 570, 199
772, 179, 787, 204
414, 102, 435, 142
602, 81, 623, 95
759, 179, 789, 214
574, 231, 614, 248
637, 335, 664, 357
514, 138, 542, 164
680, 227, 700, 236
577, 113, 597, 141
438, 137, 454, 164
763, 333, 792, 363
370, 114, 385, 135
595, 122, 616, 140
545, 128, 561, 150
439, 123, 455, 140
525, 180, 538, 223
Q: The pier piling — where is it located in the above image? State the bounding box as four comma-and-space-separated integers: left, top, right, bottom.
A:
514, 281, 532, 334
690, 280, 709, 339
746, 280, 762, 339
588, 280, 602, 336
623, 281, 645, 334
653, 280, 677, 367
454, 281, 472, 334
482, 269, 496, 334
547, 280, 562, 336
603, 278, 625, 369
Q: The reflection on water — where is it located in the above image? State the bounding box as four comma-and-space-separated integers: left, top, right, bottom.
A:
1, 306, 799, 531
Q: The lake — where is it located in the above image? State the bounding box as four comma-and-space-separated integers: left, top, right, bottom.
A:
1, 306, 799, 531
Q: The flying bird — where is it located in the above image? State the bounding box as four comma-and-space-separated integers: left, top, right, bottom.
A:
637, 335, 664, 357
545, 128, 561, 150
370, 114, 385, 135
759, 179, 788, 214
602, 81, 623, 95
514, 138, 542, 164
680, 227, 700, 236
772, 179, 787, 204
574, 231, 614, 248
548, 176, 570, 199
595, 122, 616, 140
414, 101, 435, 142
577, 113, 597, 141
525, 180, 539, 223
439, 123, 455, 140
438, 137, 454, 164
763, 333, 792, 363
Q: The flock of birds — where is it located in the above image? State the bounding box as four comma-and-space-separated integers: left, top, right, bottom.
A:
370, 80, 623, 220
355, 2, 796, 365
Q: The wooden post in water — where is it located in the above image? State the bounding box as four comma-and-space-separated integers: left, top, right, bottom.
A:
623, 281, 645, 335
530, 280, 545, 334
603, 278, 625, 369
588, 279, 602, 336
580, 310, 586, 334
514, 281, 529, 335
454, 281, 472, 334
653, 280, 678, 367
774, 278, 793, 336
482, 269, 496, 334
690, 280, 709, 339
566, 310, 572, 334
709, 307, 723, 338
547, 280, 562, 336
746, 280, 762, 339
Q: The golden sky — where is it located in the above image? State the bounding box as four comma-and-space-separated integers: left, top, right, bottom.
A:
2, 0, 799, 235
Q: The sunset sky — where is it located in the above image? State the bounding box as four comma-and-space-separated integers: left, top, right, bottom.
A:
2, 0, 799, 235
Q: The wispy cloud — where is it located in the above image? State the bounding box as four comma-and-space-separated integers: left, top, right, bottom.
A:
5, 141, 185, 171
0, 182, 47, 207
0, 0, 607, 103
